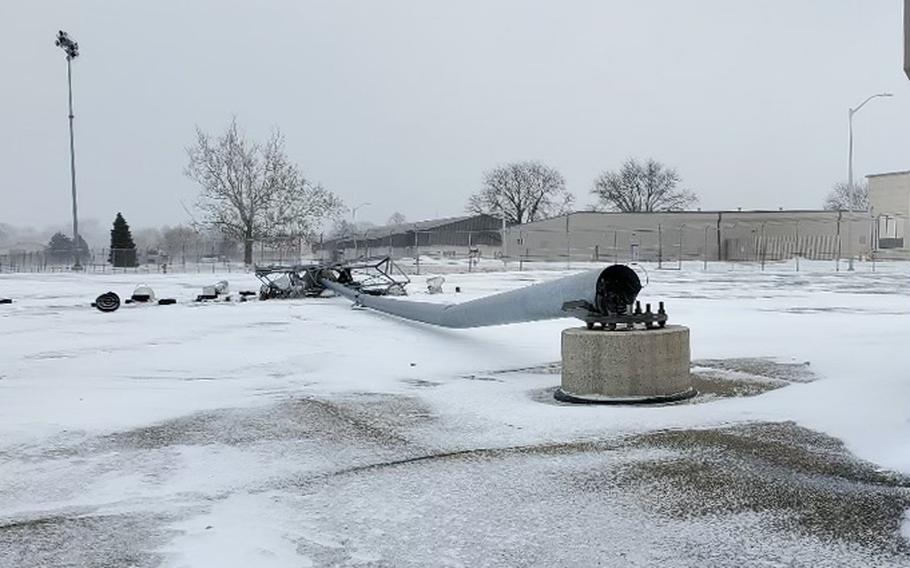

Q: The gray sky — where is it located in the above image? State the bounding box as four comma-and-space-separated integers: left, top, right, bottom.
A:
2, 0, 908, 235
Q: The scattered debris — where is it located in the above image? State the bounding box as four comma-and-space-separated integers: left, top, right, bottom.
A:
92, 292, 121, 313
126, 285, 155, 304
255, 267, 322, 300
195, 280, 230, 302
94, 287, 177, 312
426, 276, 445, 294
255, 256, 410, 300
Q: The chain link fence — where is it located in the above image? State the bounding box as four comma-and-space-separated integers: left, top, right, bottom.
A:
0, 238, 317, 274
3, 214, 903, 274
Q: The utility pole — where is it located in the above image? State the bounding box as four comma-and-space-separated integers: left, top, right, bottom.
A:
56, 31, 82, 271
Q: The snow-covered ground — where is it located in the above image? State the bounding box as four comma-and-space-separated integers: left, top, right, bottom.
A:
1, 261, 909, 567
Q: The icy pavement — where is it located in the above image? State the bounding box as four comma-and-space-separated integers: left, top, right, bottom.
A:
1, 262, 910, 567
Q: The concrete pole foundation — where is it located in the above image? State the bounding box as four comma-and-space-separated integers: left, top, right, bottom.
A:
555, 325, 696, 404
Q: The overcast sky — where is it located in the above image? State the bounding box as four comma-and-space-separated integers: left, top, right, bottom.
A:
2, 0, 908, 233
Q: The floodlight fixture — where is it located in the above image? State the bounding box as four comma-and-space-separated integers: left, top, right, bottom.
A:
55, 30, 79, 59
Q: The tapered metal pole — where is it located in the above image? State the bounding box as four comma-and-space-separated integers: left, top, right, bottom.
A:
847, 108, 854, 190
66, 56, 82, 270
321, 268, 607, 328
848, 93, 893, 190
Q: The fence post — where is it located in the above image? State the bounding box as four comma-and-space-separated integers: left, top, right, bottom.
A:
716, 212, 723, 261
613, 230, 618, 264
678, 225, 684, 270
846, 210, 855, 271
703, 225, 709, 270
658, 224, 663, 269
468, 231, 474, 272
835, 210, 842, 271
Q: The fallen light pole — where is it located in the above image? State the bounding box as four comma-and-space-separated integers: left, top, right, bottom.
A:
320, 268, 608, 328
83, 258, 695, 404
321, 263, 695, 404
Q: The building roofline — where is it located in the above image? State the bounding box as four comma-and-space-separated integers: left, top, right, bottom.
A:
866, 170, 910, 178
565, 208, 841, 215
502, 209, 868, 227
317, 213, 503, 247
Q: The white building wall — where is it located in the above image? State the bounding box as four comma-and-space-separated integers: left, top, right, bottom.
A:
868, 171, 910, 250
504, 210, 873, 264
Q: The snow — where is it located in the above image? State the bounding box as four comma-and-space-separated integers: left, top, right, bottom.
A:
2, 260, 910, 565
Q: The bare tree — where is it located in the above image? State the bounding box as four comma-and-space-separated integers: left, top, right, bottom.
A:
467, 161, 574, 224
824, 181, 869, 211
185, 118, 343, 265
591, 158, 698, 212
160, 225, 203, 258
387, 212, 407, 226
132, 227, 163, 253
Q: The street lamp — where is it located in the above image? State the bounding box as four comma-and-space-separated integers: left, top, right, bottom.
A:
848, 92, 892, 189
351, 202, 370, 259
847, 92, 892, 271
55, 30, 82, 271
351, 202, 371, 223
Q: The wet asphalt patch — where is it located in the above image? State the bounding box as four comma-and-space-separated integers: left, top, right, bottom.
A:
0, 511, 175, 568
608, 422, 910, 558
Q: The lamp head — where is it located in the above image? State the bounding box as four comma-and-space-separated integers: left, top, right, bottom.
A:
55, 30, 79, 59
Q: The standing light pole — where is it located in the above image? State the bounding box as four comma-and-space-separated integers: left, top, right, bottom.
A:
847, 92, 892, 270
351, 201, 371, 224
848, 92, 892, 189
56, 30, 82, 271
351, 202, 370, 259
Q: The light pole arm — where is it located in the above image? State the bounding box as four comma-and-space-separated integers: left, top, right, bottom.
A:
847, 92, 892, 189
851, 94, 884, 115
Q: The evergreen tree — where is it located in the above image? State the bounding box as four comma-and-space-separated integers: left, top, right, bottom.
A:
46, 232, 90, 264
47, 232, 73, 263
109, 212, 138, 267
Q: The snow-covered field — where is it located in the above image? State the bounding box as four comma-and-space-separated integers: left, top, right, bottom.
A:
1, 261, 910, 567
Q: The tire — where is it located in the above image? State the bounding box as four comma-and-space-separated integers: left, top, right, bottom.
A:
94, 292, 121, 313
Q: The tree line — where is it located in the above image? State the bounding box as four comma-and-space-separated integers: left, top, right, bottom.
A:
466, 158, 699, 224
44, 117, 865, 267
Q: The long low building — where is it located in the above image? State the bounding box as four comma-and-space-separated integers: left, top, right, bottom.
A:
315, 214, 503, 260
502, 210, 873, 264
